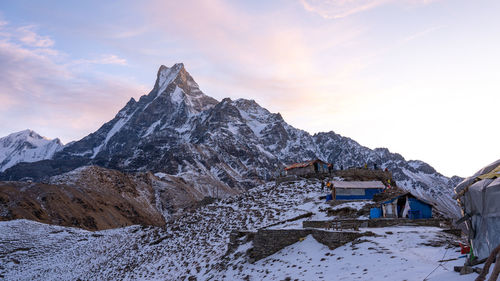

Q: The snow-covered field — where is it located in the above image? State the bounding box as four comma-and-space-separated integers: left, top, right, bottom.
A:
0, 179, 490, 280
222, 226, 485, 281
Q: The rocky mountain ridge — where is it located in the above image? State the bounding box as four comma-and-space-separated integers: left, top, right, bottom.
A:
0, 63, 462, 217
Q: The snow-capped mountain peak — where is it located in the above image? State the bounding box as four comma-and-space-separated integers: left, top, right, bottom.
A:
154, 63, 184, 98
0, 129, 63, 172
152, 63, 217, 113
54, 63, 219, 160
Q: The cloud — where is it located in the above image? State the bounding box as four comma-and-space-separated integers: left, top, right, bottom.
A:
74, 54, 128, 65
0, 22, 146, 143
402, 25, 445, 43
299, 0, 439, 19
300, 0, 391, 19
143, 0, 363, 108
16, 25, 55, 47
111, 26, 151, 39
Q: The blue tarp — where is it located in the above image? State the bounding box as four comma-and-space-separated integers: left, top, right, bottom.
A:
370, 208, 382, 218
408, 198, 432, 219
326, 194, 333, 201
381, 195, 433, 219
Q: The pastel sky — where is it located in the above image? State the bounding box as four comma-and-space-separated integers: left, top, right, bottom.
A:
0, 0, 499, 177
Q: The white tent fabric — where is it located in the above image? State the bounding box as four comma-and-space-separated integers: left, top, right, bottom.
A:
454, 159, 500, 260
402, 196, 411, 218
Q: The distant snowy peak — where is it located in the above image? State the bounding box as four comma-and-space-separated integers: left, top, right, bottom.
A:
0, 129, 63, 172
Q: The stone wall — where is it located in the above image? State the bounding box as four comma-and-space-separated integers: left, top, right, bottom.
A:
249, 229, 371, 261
334, 168, 393, 186
226, 230, 255, 255
286, 165, 315, 176
227, 218, 457, 262
262, 212, 313, 229
275, 175, 299, 184
275, 168, 395, 187
302, 218, 450, 230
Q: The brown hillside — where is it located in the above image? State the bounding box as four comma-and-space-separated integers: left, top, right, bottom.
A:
0, 166, 210, 230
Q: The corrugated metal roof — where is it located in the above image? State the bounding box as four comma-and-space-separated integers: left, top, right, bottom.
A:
331, 180, 385, 189
284, 161, 313, 170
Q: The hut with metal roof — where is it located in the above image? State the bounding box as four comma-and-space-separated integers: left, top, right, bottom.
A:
285, 159, 330, 176
331, 180, 385, 200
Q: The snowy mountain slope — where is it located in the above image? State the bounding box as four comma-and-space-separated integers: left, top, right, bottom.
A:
0, 180, 481, 280
0, 63, 462, 217
0, 130, 63, 172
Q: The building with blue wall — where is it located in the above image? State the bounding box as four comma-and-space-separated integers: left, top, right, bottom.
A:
370, 192, 433, 219
331, 180, 386, 200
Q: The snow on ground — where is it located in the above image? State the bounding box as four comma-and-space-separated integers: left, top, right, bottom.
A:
0, 180, 328, 280
267, 189, 335, 228
331, 200, 372, 211
0, 179, 489, 280
223, 226, 485, 281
